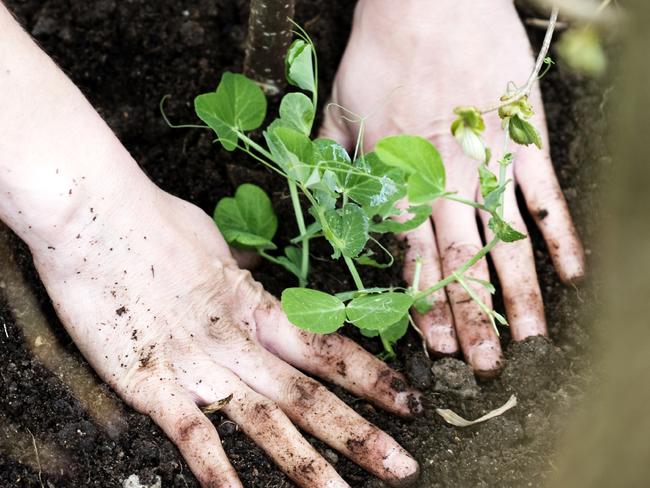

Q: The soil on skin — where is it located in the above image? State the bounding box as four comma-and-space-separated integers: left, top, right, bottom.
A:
0, 1, 607, 487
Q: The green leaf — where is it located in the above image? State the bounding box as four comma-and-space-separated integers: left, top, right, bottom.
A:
279, 92, 315, 135
414, 296, 434, 314
334, 287, 394, 302
478, 164, 499, 198
323, 203, 369, 258
508, 114, 542, 149
214, 184, 277, 249
313, 138, 351, 164
452, 106, 485, 133
264, 126, 314, 182
285, 40, 315, 93
275, 246, 303, 279
375, 135, 446, 204
488, 215, 527, 242
380, 314, 410, 343
355, 249, 394, 269
370, 205, 431, 234
484, 184, 507, 213
346, 292, 414, 330
195, 72, 267, 151
466, 276, 496, 294
281, 288, 346, 334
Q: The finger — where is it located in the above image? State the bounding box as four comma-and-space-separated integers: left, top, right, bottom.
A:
254, 300, 422, 417
396, 212, 458, 356
141, 382, 242, 488
515, 91, 585, 284
432, 199, 504, 378
179, 359, 348, 488
222, 346, 420, 487
477, 182, 547, 341
222, 381, 348, 488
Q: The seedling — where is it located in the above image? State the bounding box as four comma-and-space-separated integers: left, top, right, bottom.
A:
169, 13, 560, 357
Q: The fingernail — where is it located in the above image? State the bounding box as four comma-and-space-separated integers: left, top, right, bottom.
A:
469, 342, 504, 379
395, 391, 424, 416
559, 257, 585, 285
512, 316, 547, 341
325, 479, 350, 488
426, 325, 459, 356
383, 446, 420, 485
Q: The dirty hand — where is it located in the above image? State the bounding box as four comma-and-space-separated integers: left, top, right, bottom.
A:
320, 0, 585, 376
31, 186, 421, 488
0, 7, 420, 487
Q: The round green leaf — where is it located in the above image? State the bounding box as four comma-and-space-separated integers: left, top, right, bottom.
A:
279, 92, 315, 135
323, 203, 369, 258
281, 288, 346, 334
380, 314, 410, 343
375, 135, 446, 204
285, 40, 315, 93
195, 72, 267, 151
214, 184, 277, 249
346, 292, 414, 330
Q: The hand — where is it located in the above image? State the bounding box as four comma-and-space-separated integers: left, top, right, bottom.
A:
31, 182, 421, 488
320, 0, 585, 376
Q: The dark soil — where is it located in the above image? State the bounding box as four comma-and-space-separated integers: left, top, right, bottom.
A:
0, 1, 607, 487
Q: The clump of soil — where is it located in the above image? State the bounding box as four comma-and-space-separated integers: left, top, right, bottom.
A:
0, 1, 606, 487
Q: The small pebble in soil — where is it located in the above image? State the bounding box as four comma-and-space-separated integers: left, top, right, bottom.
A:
217, 419, 238, 437
179, 20, 205, 47
431, 358, 480, 399
406, 351, 433, 390
122, 474, 161, 488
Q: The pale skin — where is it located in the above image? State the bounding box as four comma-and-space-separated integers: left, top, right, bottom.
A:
0, 1, 583, 487
320, 0, 585, 376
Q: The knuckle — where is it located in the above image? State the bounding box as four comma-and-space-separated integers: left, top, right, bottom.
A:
245, 398, 282, 427
285, 376, 325, 415
174, 413, 210, 443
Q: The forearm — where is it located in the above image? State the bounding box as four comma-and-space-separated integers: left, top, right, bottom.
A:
0, 5, 155, 252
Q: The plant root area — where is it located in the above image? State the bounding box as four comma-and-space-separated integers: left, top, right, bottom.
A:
0, 1, 607, 487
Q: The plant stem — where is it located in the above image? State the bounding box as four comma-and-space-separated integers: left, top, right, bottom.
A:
444, 194, 490, 212
344, 256, 365, 290
456, 274, 500, 336
497, 122, 511, 218
481, 6, 560, 114
414, 237, 499, 301
288, 181, 309, 287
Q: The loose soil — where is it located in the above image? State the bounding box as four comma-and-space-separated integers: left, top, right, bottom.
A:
0, 1, 608, 487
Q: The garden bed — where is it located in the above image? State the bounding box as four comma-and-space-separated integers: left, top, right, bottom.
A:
0, 1, 606, 486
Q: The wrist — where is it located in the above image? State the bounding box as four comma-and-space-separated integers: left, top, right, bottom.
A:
354, 0, 516, 37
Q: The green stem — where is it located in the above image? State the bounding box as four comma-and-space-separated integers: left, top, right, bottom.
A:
456, 274, 500, 337
344, 256, 365, 290
238, 132, 274, 161
444, 194, 490, 212
497, 122, 511, 218
414, 237, 499, 301
288, 181, 309, 287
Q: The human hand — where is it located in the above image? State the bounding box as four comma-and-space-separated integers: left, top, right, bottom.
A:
31, 181, 421, 488
320, 0, 585, 376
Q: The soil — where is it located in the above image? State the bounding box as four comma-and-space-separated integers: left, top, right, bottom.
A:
0, 1, 608, 487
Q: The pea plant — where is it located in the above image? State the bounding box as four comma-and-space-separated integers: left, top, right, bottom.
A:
179, 13, 559, 356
